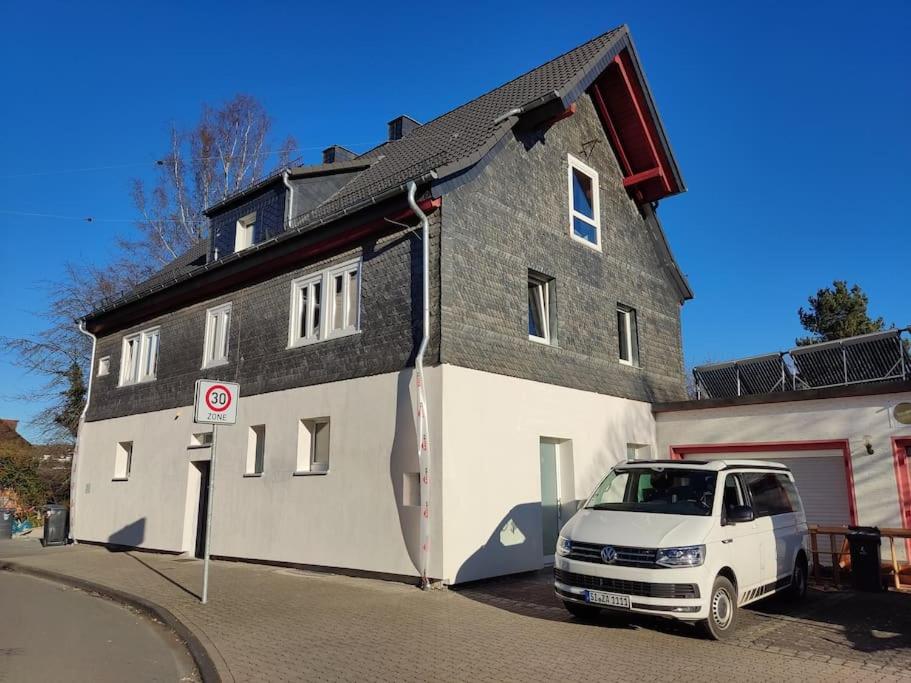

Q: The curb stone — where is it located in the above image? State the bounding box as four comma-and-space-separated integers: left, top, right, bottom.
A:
0, 560, 222, 683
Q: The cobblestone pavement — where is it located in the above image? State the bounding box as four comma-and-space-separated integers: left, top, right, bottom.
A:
1, 540, 909, 682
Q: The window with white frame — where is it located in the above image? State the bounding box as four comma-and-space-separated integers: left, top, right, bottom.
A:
528, 271, 555, 344
246, 425, 266, 475
617, 304, 639, 366
202, 303, 232, 368
289, 259, 361, 347
235, 212, 256, 252
97, 356, 110, 377
296, 418, 330, 473
114, 441, 132, 479
567, 154, 601, 248
119, 327, 160, 385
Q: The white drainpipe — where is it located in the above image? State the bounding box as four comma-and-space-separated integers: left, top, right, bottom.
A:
70, 320, 98, 543
406, 180, 432, 590
282, 170, 295, 225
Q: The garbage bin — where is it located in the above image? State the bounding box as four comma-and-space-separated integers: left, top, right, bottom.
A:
847, 526, 882, 592
41, 505, 68, 547
0, 509, 13, 540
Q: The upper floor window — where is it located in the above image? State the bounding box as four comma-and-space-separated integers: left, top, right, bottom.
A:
528, 271, 555, 345
235, 212, 256, 252
567, 154, 601, 249
202, 303, 232, 368
617, 305, 639, 366
289, 258, 361, 348
97, 356, 110, 377
119, 327, 160, 386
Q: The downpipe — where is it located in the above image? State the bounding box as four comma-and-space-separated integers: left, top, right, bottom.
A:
70, 320, 98, 543
282, 170, 295, 223
406, 181, 432, 590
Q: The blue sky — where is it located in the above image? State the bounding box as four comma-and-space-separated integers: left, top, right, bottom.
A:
1, 1, 908, 441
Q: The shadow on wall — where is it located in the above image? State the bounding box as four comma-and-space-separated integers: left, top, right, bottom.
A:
389, 369, 421, 576
107, 518, 146, 550
455, 503, 566, 584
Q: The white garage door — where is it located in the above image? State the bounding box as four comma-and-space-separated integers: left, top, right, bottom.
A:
684, 450, 852, 527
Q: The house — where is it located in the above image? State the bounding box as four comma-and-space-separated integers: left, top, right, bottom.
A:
72, 25, 694, 584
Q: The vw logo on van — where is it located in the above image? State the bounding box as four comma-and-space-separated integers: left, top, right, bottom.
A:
601, 545, 617, 564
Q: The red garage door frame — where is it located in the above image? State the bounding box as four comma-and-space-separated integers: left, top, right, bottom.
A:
892, 437, 911, 558
668, 439, 857, 526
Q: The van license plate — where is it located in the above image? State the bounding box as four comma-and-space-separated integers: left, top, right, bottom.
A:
585, 590, 631, 609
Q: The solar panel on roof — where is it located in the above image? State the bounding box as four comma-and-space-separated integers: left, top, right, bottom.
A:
693, 353, 792, 398
789, 329, 910, 389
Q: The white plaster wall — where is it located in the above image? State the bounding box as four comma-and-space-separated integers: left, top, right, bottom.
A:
655, 391, 911, 532
73, 368, 443, 579
439, 364, 657, 584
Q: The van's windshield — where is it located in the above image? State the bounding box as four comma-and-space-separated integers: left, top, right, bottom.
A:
585, 468, 717, 516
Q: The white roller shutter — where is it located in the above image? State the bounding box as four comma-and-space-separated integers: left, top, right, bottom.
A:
685, 450, 852, 527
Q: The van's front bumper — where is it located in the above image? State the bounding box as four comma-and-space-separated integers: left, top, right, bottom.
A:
554, 555, 708, 621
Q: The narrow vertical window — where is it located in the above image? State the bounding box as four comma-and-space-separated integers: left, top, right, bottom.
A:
328, 264, 359, 337
202, 303, 232, 368
114, 441, 133, 480
246, 425, 266, 475
567, 154, 601, 248
235, 213, 256, 252
617, 305, 639, 366
528, 272, 555, 345
297, 418, 330, 474
97, 356, 110, 377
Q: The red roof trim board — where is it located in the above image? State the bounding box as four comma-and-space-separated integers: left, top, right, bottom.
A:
589, 48, 680, 204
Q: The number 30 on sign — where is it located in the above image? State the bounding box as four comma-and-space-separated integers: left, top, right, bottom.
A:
194, 380, 240, 425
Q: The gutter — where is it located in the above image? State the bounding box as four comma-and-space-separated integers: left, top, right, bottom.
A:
70, 320, 98, 543
406, 180, 433, 590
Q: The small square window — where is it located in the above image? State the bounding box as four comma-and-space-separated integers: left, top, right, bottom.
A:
246, 425, 266, 475
114, 441, 133, 479
567, 154, 601, 249
617, 304, 640, 366
297, 418, 330, 473
202, 303, 232, 368
190, 431, 213, 448
528, 272, 555, 345
235, 213, 256, 252
97, 356, 110, 377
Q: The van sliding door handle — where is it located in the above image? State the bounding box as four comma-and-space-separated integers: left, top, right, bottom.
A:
722, 539, 734, 544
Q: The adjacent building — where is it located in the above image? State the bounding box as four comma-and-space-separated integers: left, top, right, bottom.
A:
72, 25, 694, 583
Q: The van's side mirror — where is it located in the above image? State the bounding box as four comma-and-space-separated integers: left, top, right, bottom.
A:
576, 500, 586, 512
726, 505, 754, 524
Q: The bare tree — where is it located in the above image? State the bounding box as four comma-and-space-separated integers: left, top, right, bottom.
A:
6, 94, 296, 442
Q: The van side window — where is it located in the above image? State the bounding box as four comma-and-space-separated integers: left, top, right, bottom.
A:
722, 475, 745, 518
777, 474, 803, 515
742, 472, 794, 517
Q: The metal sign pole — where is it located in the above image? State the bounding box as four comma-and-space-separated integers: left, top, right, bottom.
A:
201, 423, 217, 604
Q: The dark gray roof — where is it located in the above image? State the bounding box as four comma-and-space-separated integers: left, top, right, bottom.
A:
85, 25, 687, 321
125, 239, 209, 295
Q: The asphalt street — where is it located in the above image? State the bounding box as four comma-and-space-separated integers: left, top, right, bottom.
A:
0, 571, 197, 682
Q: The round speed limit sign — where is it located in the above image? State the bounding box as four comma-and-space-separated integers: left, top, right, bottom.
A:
194, 380, 239, 424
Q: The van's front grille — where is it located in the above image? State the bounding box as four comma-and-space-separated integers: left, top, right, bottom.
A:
567, 541, 660, 568
554, 568, 699, 599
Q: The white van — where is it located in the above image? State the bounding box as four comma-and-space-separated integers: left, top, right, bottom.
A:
554, 459, 809, 639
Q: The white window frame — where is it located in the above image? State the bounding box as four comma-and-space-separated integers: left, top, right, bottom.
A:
234, 212, 256, 252
567, 154, 601, 250
288, 258, 361, 348
245, 425, 266, 475
113, 441, 132, 480
528, 274, 554, 345
119, 327, 160, 386
617, 304, 639, 367
202, 302, 232, 369
97, 356, 110, 377
296, 418, 330, 474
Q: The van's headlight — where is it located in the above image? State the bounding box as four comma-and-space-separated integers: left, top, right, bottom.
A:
556, 536, 572, 557
656, 545, 705, 567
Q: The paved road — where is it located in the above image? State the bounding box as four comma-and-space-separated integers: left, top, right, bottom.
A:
0, 571, 198, 682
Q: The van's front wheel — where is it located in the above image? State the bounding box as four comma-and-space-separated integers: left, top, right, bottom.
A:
699, 576, 738, 640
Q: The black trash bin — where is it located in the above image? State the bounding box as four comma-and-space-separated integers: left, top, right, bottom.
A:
0, 509, 13, 540
42, 505, 68, 547
847, 526, 882, 592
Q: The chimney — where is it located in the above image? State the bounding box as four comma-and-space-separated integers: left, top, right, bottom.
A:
387, 115, 421, 141
1, 419, 18, 433
322, 145, 356, 164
